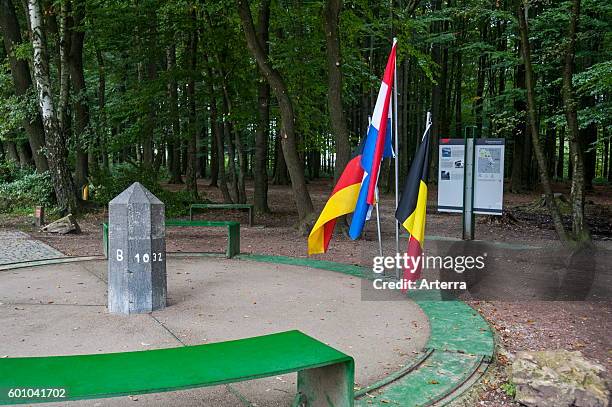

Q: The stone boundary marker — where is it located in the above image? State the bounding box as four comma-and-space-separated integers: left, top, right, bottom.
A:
108, 182, 167, 314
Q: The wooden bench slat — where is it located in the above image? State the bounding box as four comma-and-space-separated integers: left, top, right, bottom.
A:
0, 331, 352, 403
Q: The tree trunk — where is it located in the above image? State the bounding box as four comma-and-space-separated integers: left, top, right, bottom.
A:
222, 86, 247, 203
198, 121, 207, 178
323, 0, 350, 179
166, 44, 183, 184
221, 89, 240, 202
603, 135, 609, 181
517, 2, 568, 242
16, 141, 33, 168
206, 63, 232, 202
4, 141, 19, 163
580, 117, 596, 190
209, 126, 219, 186
561, 0, 590, 243
68, 0, 90, 190
454, 49, 462, 138
253, 0, 271, 213
185, 12, 198, 199
474, 20, 487, 139
237, 0, 314, 230
27, 0, 77, 213
557, 126, 565, 179
57, 1, 70, 142
0, 0, 48, 172
142, 9, 157, 169
511, 48, 527, 193
95, 47, 109, 171
545, 124, 556, 178
428, 0, 442, 179
273, 132, 289, 185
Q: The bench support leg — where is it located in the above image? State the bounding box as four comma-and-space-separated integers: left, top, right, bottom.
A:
227, 225, 240, 258
297, 361, 354, 407
103, 223, 109, 259
248, 208, 254, 227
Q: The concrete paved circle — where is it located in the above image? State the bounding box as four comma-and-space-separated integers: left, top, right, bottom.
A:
0, 257, 429, 406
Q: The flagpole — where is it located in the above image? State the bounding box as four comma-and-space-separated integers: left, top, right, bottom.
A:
424, 112, 432, 141
375, 201, 383, 258
368, 114, 384, 258
393, 38, 400, 280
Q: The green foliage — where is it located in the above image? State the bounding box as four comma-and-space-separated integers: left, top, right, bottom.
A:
0, 166, 55, 213
593, 176, 609, 185
89, 164, 205, 217
0, 160, 23, 183
500, 382, 516, 398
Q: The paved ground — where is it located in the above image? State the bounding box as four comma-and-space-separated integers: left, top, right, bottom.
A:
0, 256, 429, 406
0, 230, 65, 265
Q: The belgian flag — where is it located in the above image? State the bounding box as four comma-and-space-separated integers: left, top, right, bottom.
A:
395, 127, 431, 281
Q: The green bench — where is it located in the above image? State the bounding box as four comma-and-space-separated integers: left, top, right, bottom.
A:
190, 203, 255, 226
0, 330, 354, 406
103, 219, 240, 259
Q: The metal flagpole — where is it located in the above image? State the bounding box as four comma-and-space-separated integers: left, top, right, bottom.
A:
368, 115, 384, 258
375, 196, 383, 258
424, 112, 432, 141
393, 38, 400, 279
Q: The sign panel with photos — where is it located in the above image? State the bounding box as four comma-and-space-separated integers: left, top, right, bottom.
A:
473, 139, 505, 214
437, 139, 465, 213
437, 138, 505, 215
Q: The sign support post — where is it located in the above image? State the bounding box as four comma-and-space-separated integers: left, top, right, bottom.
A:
462, 135, 475, 241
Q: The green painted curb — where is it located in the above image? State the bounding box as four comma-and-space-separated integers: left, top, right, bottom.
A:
236, 254, 495, 406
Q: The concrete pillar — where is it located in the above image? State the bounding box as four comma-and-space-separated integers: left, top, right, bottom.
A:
107, 182, 166, 314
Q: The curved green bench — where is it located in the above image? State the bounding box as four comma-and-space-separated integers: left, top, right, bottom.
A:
0, 330, 354, 406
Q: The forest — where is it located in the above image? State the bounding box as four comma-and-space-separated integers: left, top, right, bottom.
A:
0, 0, 610, 245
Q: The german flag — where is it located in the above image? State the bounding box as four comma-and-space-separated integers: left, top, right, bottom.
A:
308, 155, 364, 255
395, 128, 431, 281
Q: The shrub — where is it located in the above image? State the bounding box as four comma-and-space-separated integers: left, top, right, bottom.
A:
90, 164, 203, 217
0, 160, 28, 183
0, 169, 55, 212
500, 382, 516, 398
592, 177, 608, 186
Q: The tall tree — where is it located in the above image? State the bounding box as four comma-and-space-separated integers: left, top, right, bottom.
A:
517, 1, 568, 242
322, 0, 350, 179
142, 7, 158, 168
206, 61, 232, 203
253, 0, 271, 213
166, 44, 183, 184
561, 0, 590, 243
68, 0, 91, 189
27, 0, 77, 212
237, 0, 315, 230
185, 9, 198, 198
0, 0, 48, 172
